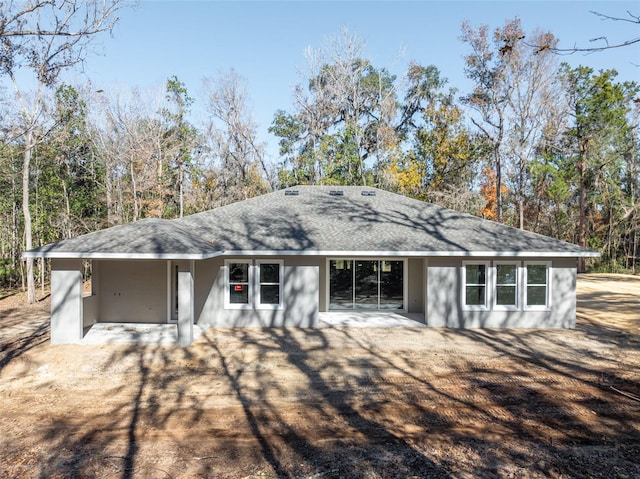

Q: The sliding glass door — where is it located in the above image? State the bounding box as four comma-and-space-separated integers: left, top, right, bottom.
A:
379, 260, 404, 309
329, 260, 353, 310
355, 260, 378, 309
329, 259, 404, 311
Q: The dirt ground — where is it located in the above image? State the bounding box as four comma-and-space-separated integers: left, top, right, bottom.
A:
0, 274, 638, 479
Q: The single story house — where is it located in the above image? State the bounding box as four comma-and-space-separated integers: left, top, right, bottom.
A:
24, 185, 598, 345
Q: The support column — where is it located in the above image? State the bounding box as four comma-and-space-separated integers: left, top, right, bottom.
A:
423, 258, 429, 325
177, 260, 194, 346
50, 258, 83, 344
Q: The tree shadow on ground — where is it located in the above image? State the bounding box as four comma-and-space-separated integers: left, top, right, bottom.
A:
0, 306, 50, 373
2, 276, 640, 478
201, 326, 450, 478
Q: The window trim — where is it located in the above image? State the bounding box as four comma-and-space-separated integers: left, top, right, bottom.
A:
224, 259, 253, 310
255, 259, 284, 310
224, 259, 285, 310
462, 261, 491, 310
493, 261, 521, 311
326, 258, 407, 312
524, 261, 552, 311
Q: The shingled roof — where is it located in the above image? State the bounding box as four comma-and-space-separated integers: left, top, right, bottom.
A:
24, 186, 597, 259
24, 218, 218, 259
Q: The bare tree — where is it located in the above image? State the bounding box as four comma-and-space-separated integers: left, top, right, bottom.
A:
1, 0, 125, 303
202, 70, 270, 205
501, 29, 562, 229
460, 19, 516, 223
92, 86, 176, 222
460, 18, 565, 227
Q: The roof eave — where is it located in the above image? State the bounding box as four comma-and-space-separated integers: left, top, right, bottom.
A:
23, 249, 600, 260
216, 249, 601, 258
21, 251, 223, 260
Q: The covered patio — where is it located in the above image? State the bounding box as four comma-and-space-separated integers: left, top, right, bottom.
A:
78, 313, 426, 346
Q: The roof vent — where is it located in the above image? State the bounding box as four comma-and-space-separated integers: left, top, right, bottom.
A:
284, 190, 299, 196
329, 190, 344, 196
361, 190, 376, 196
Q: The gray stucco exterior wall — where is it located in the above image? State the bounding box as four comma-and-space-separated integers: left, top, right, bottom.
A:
97, 260, 167, 323
194, 256, 320, 328
426, 257, 576, 328
50, 254, 578, 346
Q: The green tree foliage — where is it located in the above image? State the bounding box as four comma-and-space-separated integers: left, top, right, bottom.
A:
0, 141, 23, 288
271, 58, 399, 186
47, 84, 105, 238
0, 0, 125, 302
382, 90, 485, 213
556, 65, 639, 271
271, 30, 445, 187
162, 76, 198, 218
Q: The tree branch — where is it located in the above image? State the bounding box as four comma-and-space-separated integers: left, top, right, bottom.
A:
526, 10, 640, 55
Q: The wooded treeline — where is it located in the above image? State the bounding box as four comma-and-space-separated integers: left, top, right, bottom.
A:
1, 7, 639, 298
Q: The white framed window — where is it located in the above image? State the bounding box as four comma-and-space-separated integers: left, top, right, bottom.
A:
225, 259, 253, 309
494, 261, 520, 310
256, 260, 284, 309
524, 261, 551, 310
462, 261, 490, 310
224, 259, 284, 310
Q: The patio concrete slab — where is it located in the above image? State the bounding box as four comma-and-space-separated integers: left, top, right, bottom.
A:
81, 323, 203, 345
318, 312, 426, 328
79, 313, 425, 346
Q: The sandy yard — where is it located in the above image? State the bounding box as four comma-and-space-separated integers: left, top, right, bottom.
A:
0, 274, 638, 478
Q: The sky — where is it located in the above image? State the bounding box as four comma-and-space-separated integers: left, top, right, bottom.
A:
64, 1, 640, 161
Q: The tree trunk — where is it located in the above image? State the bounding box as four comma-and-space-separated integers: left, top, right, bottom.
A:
519, 199, 524, 230
577, 144, 587, 273
12, 175, 18, 288
495, 145, 503, 224
40, 257, 45, 296
23, 129, 36, 304
518, 154, 526, 230
131, 159, 139, 221
105, 156, 114, 226
633, 229, 638, 274
179, 162, 184, 218
62, 181, 72, 238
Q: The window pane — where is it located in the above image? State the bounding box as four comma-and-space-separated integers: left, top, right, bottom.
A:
329, 260, 353, 309
380, 260, 404, 309
496, 286, 516, 306
260, 284, 280, 304
465, 286, 486, 306
260, 263, 280, 284
527, 285, 547, 306
229, 263, 249, 282
466, 264, 486, 285
527, 265, 547, 284
355, 260, 378, 308
496, 264, 517, 284
229, 284, 249, 304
